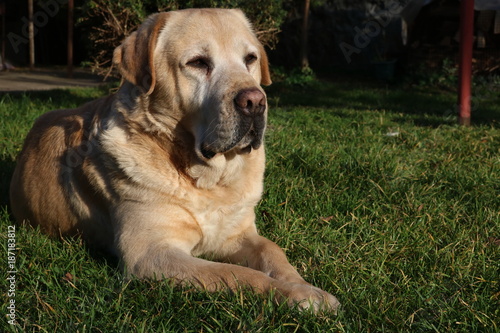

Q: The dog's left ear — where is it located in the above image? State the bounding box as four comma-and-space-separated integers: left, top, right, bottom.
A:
259, 45, 272, 86
113, 13, 169, 95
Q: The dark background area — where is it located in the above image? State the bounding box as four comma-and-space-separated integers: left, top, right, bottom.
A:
1, 0, 89, 66
1, 0, 499, 77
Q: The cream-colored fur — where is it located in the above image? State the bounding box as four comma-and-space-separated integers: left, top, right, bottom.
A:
10, 8, 339, 312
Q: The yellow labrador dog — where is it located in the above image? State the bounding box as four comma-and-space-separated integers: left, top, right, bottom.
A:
10, 8, 339, 312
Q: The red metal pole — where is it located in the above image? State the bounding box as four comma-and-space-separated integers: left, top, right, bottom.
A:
457, 0, 474, 126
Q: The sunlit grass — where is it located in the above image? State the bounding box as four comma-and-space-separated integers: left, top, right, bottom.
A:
1, 79, 499, 332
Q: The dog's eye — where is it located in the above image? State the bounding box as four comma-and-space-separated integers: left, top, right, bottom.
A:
186, 57, 211, 74
245, 54, 257, 67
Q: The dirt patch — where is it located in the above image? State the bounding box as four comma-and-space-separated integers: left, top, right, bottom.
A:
0, 68, 116, 92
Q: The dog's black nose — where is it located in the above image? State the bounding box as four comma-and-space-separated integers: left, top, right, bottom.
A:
234, 88, 266, 117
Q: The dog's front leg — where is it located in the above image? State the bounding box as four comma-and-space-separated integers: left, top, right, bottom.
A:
224, 229, 341, 312
226, 233, 306, 284
118, 229, 339, 312
115, 218, 278, 293
114, 205, 339, 312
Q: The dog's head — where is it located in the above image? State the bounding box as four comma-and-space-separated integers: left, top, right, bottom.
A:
113, 9, 271, 160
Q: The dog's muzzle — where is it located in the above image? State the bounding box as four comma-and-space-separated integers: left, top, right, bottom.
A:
200, 88, 267, 159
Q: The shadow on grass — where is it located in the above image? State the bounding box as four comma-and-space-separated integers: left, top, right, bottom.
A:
3, 84, 116, 106
266, 77, 500, 128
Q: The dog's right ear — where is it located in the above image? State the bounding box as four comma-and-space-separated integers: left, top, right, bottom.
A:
258, 44, 272, 86
113, 13, 169, 95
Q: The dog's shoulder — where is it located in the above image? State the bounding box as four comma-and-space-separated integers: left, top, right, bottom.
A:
17, 95, 113, 161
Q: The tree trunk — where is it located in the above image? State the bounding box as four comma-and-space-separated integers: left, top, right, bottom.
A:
28, 0, 35, 70
299, 0, 310, 69
67, 0, 74, 78
1, 2, 6, 70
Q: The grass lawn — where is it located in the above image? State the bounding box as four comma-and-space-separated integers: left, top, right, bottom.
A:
1, 76, 499, 332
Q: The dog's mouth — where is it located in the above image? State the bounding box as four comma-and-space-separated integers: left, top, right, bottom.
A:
200, 143, 254, 160
200, 126, 264, 160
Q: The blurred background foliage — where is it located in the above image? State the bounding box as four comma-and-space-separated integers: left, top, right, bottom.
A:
79, 0, 288, 74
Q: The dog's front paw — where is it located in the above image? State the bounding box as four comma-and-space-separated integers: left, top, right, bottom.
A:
277, 282, 340, 313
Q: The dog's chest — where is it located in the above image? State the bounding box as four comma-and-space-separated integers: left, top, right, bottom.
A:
189, 183, 260, 256
193, 206, 247, 254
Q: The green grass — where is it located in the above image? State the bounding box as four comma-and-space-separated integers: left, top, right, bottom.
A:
1, 77, 499, 332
